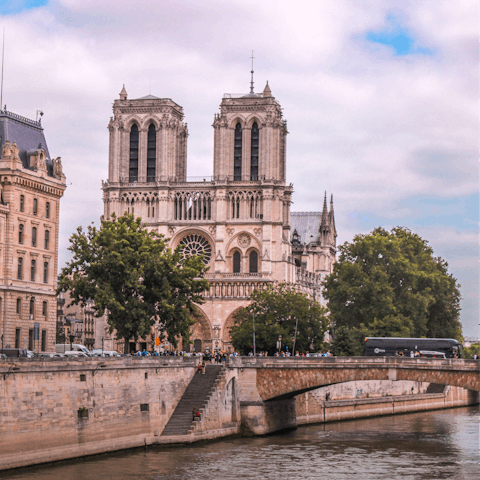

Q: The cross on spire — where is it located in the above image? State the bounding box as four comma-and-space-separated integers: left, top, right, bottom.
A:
250, 50, 255, 94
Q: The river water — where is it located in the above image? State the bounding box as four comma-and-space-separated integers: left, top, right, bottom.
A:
4, 406, 479, 480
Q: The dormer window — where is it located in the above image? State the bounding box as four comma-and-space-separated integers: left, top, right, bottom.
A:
292, 229, 300, 245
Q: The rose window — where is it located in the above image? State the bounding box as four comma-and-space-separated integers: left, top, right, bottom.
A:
179, 234, 212, 265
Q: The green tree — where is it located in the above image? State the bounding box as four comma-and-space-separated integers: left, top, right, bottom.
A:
324, 227, 462, 355
58, 214, 209, 352
230, 283, 329, 355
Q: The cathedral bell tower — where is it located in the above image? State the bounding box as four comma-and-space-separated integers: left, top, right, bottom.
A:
212, 82, 288, 183
107, 86, 188, 184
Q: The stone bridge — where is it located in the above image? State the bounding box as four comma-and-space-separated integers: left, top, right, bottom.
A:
227, 356, 480, 435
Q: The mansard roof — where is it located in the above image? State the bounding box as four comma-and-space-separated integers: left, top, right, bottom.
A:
291, 212, 321, 244
0, 109, 53, 175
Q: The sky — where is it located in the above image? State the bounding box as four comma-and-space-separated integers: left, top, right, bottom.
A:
0, 0, 478, 337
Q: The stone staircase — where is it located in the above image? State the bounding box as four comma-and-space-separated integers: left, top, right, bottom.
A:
161, 364, 225, 436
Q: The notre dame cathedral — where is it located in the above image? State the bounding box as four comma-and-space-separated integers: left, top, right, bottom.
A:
102, 80, 336, 353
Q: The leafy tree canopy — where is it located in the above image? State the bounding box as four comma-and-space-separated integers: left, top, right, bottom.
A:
230, 283, 329, 355
58, 214, 209, 351
323, 227, 462, 355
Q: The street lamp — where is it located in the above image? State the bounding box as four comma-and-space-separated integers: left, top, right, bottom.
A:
101, 336, 104, 357
292, 316, 299, 356
277, 335, 282, 356
252, 311, 256, 357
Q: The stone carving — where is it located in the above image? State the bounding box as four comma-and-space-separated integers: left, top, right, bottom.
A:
253, 228, 262, 237
209, 226, 216, 236
168, 226, 176, 235
238, 234, 251, 248
226, 228, 235, 236
2, 140, 19, 160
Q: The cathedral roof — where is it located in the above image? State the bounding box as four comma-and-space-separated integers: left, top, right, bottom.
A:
137, 94, 161, 100
0, 110, 53, 175
291, 212, 322, 244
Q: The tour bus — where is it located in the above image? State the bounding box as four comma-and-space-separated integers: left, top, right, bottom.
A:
364, 337, 463, 358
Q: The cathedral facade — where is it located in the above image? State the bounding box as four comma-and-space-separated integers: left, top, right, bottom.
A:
102, 82, 336, 353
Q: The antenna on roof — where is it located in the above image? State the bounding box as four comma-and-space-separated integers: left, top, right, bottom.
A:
0, 27, 5, 112
250, 50, 255, 94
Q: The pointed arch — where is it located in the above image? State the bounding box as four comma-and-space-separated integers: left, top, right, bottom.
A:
147, 123, 156, 182
250, 121, 259, 180
234, 122, 242, 181
129, 124, 139, 182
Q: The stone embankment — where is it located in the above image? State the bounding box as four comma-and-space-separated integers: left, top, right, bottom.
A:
0, 356, 478, 471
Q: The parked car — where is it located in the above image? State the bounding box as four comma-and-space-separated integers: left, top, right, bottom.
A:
0, 348, 28, 358
91, 349, 121, 357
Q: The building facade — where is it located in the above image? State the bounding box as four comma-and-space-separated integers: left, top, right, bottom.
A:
102, 83, 336, 353
0, 109, 66, 352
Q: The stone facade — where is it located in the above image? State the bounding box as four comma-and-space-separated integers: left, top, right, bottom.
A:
102, 83, 336, 352
0, 110, 66, 353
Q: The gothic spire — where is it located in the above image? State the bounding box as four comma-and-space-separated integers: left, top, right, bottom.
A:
320, 191, 328, 227
249, 51, 255, 94
119, 84, 127, 100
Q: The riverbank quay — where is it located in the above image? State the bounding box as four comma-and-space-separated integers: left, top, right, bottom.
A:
0, 356, 478, 471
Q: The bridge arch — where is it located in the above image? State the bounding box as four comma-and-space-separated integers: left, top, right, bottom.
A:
233, 358, 480, 401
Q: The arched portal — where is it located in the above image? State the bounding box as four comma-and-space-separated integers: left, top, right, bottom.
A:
188, 308, 213, 353
222, 307, 244, 353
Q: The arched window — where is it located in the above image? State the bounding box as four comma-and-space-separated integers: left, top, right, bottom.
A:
233, 251, 241, 273
251, 122, 259, 180
43, 262, 48, 284
234, 123, 242, 181
147, 124, 156, 182
249, 251, 258, 273
32, 227, 37, 247
30, 260, 36, 282
18, 224, 24, 244
129, 124, 139, 182
33, 198, 38, 215
20, 195, 24, 212
44, 230, 50, 250
46, 202, 50, 218
17, 257, 23, 280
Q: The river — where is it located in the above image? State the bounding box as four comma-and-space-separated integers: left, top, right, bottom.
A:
3, 406, 478, 480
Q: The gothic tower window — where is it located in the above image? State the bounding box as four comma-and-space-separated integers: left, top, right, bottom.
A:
46, 202, 50, 218
233, 251, 241, 273
129, 124, 139, 182
19, 224, 24, 244
251, 122, 259, 180
249, 251, 258, 273
147, 124, 156, 182
31, 260, 36, 281
32, 227, 37, 247
44, 230, 50, 250
234, 123, 242, 181
33, 198, 38, 215
20, 195, 24, 212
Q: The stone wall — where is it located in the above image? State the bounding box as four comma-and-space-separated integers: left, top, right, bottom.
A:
0, 357, 198, 470
296, 385, 478, 426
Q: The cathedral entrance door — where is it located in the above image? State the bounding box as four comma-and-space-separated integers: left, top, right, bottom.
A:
194, 339, 202, 352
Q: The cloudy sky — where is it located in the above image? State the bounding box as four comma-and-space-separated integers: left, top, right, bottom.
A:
1, 0, 478, 336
